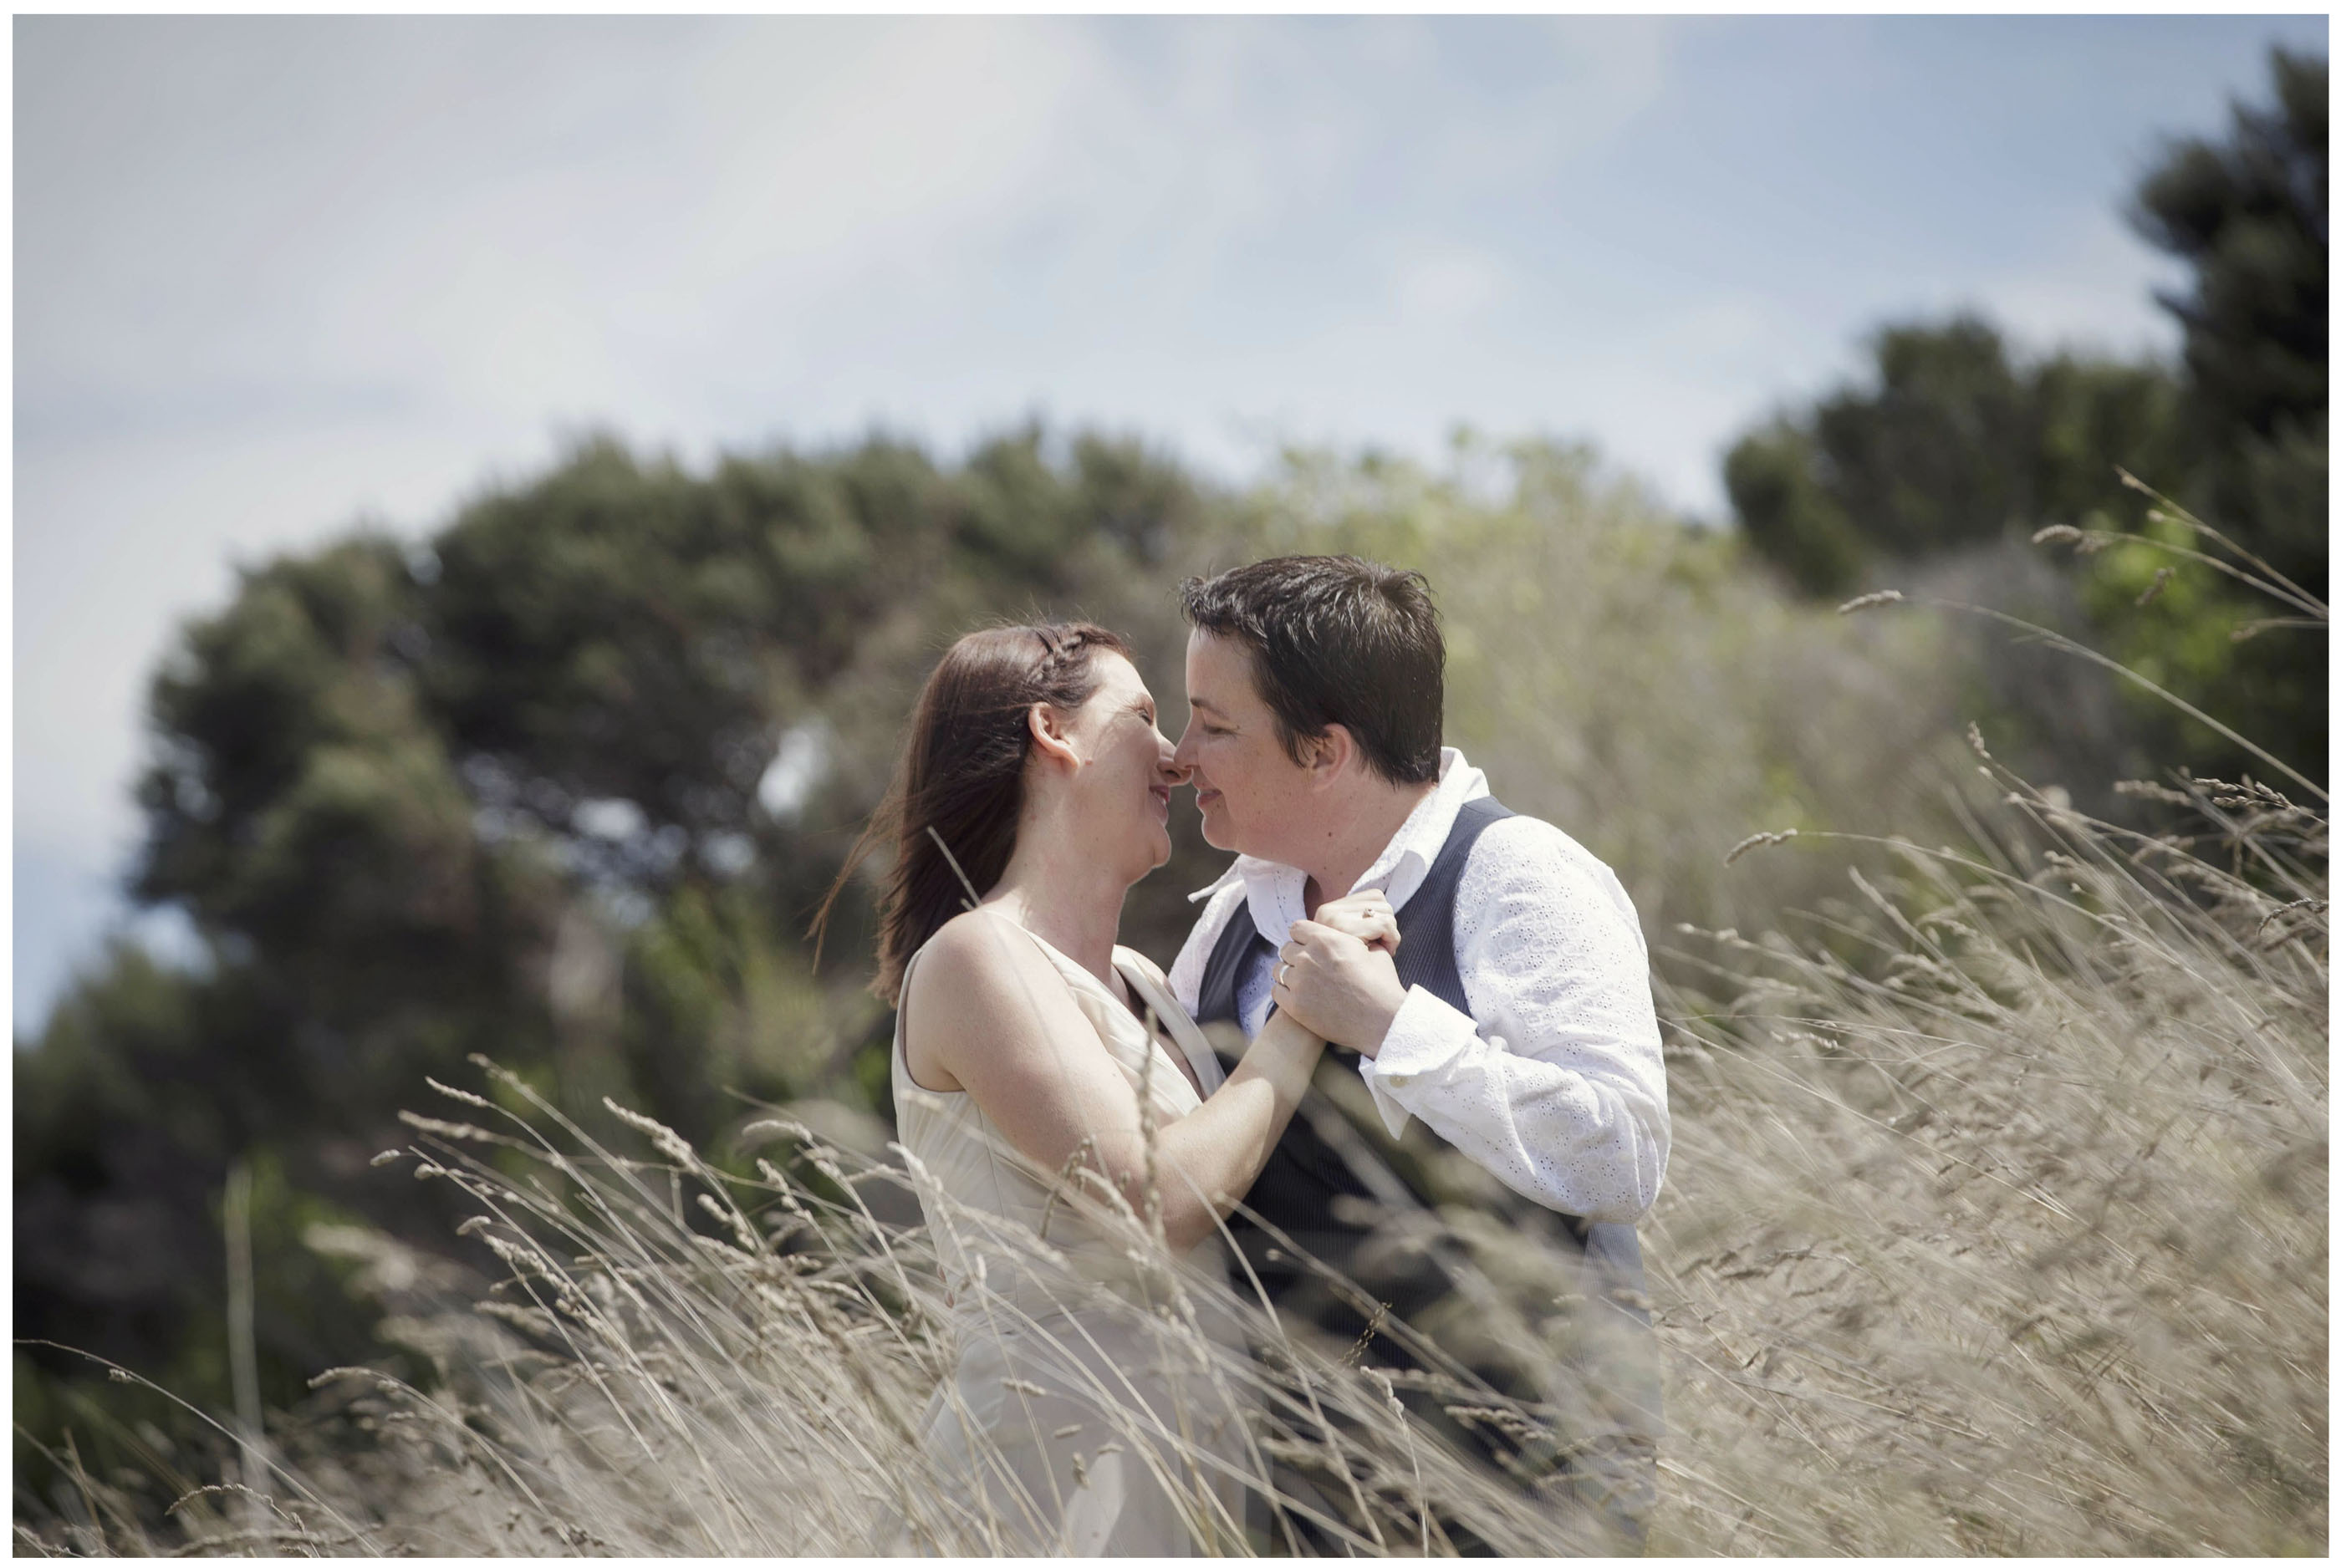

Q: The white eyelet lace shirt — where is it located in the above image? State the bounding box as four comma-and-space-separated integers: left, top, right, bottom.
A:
1165, 748, 1670, 1224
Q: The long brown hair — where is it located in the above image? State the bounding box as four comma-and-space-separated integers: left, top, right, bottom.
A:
816, 621, 1133, 1006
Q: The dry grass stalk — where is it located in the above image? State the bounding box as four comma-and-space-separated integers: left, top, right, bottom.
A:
24, 746, 2321, 1555
1650, 766, 2325, 1554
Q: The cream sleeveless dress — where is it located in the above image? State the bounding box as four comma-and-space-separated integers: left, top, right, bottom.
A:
890, 926, 1256, 1556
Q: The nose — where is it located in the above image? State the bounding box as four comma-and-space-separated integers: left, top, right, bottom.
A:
1170, 722, 1199, 775
1159, 729, 1191, 784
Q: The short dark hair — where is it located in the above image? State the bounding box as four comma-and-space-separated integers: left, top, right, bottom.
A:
1178, 555, 1442, 787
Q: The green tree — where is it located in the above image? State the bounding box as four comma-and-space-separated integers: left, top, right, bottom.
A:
1723, 317, 2190, 598
1725, 50, 2328, 786
2114, 44, 2328, 779
2132, 46, 2327, 598
13, 425, 1230, 1509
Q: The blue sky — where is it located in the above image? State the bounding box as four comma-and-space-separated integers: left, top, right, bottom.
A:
13, 13, 2328, 1032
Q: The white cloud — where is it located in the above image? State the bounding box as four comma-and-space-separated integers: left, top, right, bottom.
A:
1418, 16, 1679, 189
1390, 242, 1513, 324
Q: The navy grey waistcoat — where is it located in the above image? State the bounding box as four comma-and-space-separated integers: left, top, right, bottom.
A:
1195, 796, 1660, 1458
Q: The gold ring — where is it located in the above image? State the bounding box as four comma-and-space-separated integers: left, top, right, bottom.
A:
1276, 961, 1293, 989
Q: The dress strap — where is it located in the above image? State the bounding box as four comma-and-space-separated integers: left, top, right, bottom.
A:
1116, 952, 1227, 1097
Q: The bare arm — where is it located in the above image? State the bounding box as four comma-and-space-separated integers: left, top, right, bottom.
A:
904, 910, 1327, 1255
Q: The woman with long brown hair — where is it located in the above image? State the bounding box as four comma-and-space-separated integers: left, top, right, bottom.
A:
829, 621, 1393, 1555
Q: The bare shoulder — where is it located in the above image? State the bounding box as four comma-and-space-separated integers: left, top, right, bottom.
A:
909, 909, 1109, 1043
908, 909, 1059, 1010
907, 910, 1137, 1125
902, 911, 1088, 1092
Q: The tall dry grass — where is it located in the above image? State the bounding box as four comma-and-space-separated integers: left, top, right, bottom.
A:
1651, 756, 2325, 1553
24, 746, 2323, 1556
21, 1061, 1634, 1555
17, 490, 2326, 1557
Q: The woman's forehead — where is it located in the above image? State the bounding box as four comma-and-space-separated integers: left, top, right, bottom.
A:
1186, 631, 1262, 707
1092, 648, 1148, 698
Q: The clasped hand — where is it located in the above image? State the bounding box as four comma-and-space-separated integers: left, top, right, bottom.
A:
1270, 889, 1409, 1058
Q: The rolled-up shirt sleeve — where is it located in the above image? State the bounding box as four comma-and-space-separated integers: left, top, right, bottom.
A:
1355, 819, 1670, 1224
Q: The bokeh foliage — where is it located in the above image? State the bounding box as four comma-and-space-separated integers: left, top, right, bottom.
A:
1725, 47, 2326, 786
14, 424, 1987, 1504
16, 425, 1234, 1498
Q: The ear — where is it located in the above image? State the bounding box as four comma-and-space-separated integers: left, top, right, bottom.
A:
1027, 701, 1082, 770
1303, 724, 1357, 789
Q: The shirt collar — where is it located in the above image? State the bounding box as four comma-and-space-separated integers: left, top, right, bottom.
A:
1185, 747, 1491, 923
1353, 747, 1488, 911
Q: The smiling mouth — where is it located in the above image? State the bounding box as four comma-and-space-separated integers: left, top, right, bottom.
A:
1195, 787, 1222, 808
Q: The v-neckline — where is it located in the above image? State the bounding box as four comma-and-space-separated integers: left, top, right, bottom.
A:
1109, 960, 1214, 1102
